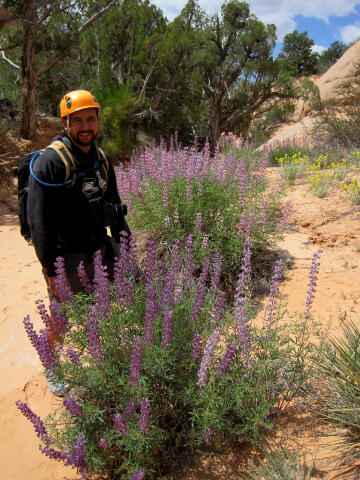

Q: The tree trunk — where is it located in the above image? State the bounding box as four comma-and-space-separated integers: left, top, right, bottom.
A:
208, 99, 222, 152
20, 4, 37, 139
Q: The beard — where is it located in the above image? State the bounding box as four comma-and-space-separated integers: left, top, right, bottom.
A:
73, 130, 97, 146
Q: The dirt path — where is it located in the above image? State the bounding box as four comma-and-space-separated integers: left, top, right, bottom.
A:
0, 169, 359, 479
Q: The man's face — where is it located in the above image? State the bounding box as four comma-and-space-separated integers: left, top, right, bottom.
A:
62, 108, 100, 148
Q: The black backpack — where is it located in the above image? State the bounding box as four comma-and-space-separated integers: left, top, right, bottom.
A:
17, 140, 109, 243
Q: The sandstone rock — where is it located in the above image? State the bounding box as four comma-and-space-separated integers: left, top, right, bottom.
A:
260, 39, 360, 150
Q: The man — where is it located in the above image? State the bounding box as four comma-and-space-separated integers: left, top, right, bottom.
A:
27, 90, 130, 395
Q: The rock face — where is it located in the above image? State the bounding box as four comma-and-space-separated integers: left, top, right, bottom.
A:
261, 39, 360, 149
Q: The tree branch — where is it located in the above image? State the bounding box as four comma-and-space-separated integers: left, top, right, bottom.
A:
36, 1, 117, 77
0, 50, 19, 69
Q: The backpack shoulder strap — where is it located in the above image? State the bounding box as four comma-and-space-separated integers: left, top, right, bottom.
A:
46, 140, 76, 185
96, 147, 109, 181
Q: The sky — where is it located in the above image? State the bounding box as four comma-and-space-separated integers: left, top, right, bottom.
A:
151, 0, 360, 55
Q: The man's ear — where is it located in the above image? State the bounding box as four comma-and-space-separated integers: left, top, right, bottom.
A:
61, 117, 67, 130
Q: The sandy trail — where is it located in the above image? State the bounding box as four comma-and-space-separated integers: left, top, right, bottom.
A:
0, 169, 359, 479
0, 198, 76, 480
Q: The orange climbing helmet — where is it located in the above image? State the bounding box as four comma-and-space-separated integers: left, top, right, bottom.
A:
60, 90, 101, 118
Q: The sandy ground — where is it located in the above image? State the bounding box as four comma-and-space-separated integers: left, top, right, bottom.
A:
0, 168, 360, 479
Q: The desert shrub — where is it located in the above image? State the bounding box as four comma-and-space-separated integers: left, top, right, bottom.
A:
242, 445, 315, 480
308, 63, 360, 149
340, 178, 360, 204
116, 141, 290, 285
268, 145, 309, 167
318, 320, 360, 471
16, 241, 323, 479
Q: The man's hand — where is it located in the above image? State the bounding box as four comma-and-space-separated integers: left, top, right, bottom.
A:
48, 275, 58, 297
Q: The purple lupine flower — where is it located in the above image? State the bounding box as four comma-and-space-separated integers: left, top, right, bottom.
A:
195, 212, 202, 232
238, 213, 246, 236
113, 413, 129, 437
161, 310, 173, 350
39, 444, 68, 462
210, 251, 223, 295
125, 401, 137, 418
54, 257, 73, 302
202, 427, 214, 442
190, 281, 207, 326
164, 216, 171, 228
97, 437, 109, 449
87, 307, 104, 365
131, 468, 146, 480
77, 261, 92, 294
186, 174, 192, 200
123, 276, 135, 306
245, 213, 255, 239
162, 183, 169, 208
66, 433, 87, 475
261, 199, 270, 225
144, 284, 158, 345
49, 299, 69, 336
211, 291, 226, 327
304, 249, 322, 320
114, 234, 137, 304
160, 274, 175, 310
197, 180, 203, 197
257, 153, 268, 178
92, 250, 111, 319
236, 159, 247, 207
218, 343, 238, 376
63, 396, 83, 417
277, 201, 293, 231
170, 240, 182, 275
201, 235, 209, 250
127, 235, 140, 278
23, 316, 59, 371
66, 346, 82, 368
16, 400, 51, 443
236, 237, 252, 298
199, 257, 211, 284
138, 397, 151, 434
197, 330, 220, 388
35, 299, 52, 330
265, 259, 283, 329
145, 237, 156, 284
114, 254, 125, 303
191, 331, 203, 361
184, 235, 196, 290
129, 337, 143, 387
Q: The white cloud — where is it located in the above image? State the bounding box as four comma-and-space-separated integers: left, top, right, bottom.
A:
340, 23, 360, 43
312, 44, 327, 54
153, 0, 360, 41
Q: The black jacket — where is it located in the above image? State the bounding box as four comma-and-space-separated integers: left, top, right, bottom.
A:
28, 135, 127, 276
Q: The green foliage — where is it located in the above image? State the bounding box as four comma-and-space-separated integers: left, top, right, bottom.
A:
242, 446, 315, 479
96, 86, 138, 160
318, 320, 360, 464
126, 143, 285, 283
268, 146, 309, 166
317, 41, 347, 74
278, 30, 319, 76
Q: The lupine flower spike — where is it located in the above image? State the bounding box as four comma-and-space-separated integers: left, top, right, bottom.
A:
197, 330, 220, 388
304, 249, 322, 320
